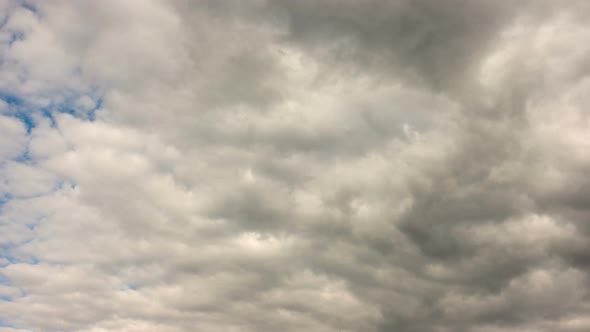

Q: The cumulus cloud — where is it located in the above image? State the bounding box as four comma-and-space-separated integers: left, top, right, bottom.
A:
1, 1, 590, 331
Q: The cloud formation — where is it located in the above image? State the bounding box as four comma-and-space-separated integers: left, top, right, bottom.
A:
1, 1, 590, 331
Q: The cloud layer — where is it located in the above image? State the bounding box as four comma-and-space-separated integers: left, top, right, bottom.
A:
2, 1, 590, 331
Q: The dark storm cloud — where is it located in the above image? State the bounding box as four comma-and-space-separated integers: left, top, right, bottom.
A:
254, 1, 590, 331
268, 0, 521, 89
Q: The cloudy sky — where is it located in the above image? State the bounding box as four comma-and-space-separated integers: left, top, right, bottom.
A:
1, 0, 590, 331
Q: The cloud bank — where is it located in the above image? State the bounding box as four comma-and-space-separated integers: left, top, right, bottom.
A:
1, 1, 590, 331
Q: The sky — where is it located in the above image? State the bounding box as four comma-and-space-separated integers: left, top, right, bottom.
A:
1, 0, 590, 331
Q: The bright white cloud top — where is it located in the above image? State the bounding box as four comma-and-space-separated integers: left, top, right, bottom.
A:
1, 1, 590, 331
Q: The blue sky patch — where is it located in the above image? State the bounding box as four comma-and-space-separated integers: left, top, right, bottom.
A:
0, 193, 13, 208
1, 95, 24, 107
13, 112, 34, 134
0, 318, 16, 328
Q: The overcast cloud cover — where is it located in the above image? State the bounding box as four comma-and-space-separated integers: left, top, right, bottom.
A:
1, 0, 590, 331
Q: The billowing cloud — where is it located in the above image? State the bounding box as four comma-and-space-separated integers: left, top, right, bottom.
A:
1, 1, 590, 331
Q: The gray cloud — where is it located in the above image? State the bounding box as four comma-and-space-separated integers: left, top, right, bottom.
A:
1, 1, 590, 332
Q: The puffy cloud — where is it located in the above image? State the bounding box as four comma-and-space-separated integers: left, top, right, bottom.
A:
1, 1, 590, 331
0, 116, 27, 160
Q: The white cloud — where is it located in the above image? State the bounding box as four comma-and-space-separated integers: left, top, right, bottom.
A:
0, 116, 27, 160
